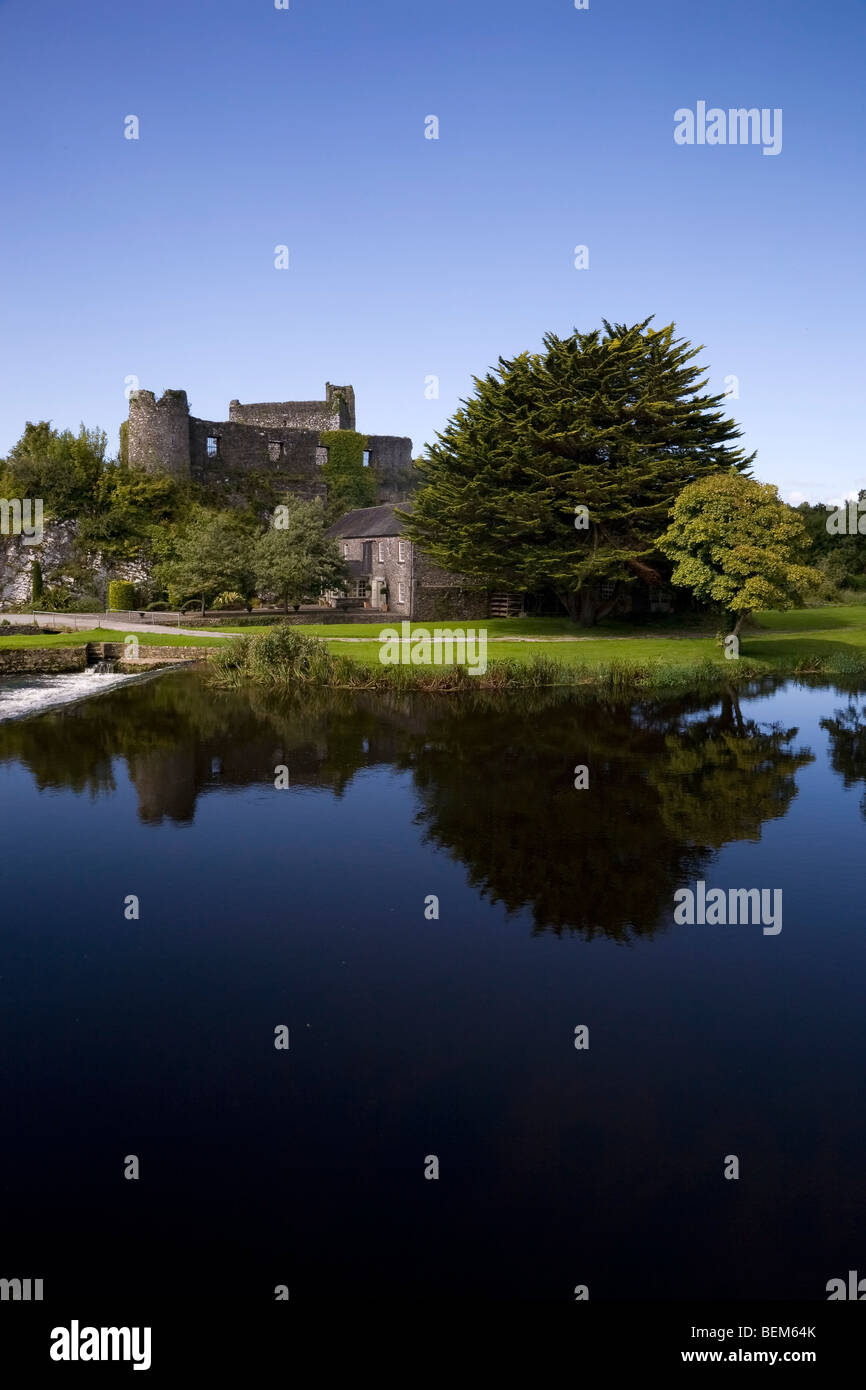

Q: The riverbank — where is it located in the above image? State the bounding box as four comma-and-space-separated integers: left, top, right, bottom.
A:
206, 619, 866, 694
4, 606, 866, 689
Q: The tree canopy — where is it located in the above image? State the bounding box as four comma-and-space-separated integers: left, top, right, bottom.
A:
155, 508, 256, 612
404, 318, 755, 624
658, 472, 821, 633
253, 497, 347, 612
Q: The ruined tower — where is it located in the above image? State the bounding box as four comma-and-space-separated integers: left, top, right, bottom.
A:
127, 389, 191, 480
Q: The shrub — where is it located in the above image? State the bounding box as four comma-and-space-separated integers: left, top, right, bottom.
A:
68, 594, 102, 612
108, 580, 136, 611
38, 585, 73, 611
212, 590, 245, 610
146, 601, 170, 612
31, 559, 43, 604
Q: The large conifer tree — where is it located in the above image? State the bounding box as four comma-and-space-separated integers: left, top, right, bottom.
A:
404, 319, 755, 624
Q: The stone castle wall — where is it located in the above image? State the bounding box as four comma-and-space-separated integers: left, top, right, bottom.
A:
127, 384, 412, 503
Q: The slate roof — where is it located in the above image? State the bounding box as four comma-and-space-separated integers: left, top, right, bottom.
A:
326, 504, 410, 539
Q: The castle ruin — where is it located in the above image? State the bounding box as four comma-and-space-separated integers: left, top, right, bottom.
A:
127, 383, 414, 504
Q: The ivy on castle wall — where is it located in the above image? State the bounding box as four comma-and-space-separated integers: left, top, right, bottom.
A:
320, 430, 377, 518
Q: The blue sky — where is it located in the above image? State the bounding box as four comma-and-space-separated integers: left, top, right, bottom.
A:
0, 0, 863, 502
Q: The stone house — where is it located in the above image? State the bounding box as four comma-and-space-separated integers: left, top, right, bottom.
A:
325, 505, 486, 620
325, 504, 679, 622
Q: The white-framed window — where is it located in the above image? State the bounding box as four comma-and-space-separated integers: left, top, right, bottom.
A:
397, 541, 406, 562
343, 543, 349, 557
600, 580, 616, 599
377, 541, 385, 562
315, 446, 329, 467
356, 579, 369, 599
397, 582, 405, 604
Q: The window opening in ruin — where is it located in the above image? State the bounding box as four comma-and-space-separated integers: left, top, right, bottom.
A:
206, 436, 219, 458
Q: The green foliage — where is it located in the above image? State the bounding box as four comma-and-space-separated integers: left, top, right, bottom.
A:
154, 507, 256, 613
405, 318, 755, 625
79, 466, 182, 564
658, 473, 822, 632
794, 491, 866, 595
108, 580, 136, 610
31, 559, 43, 603
253, 497, 348, 612
320, 430, 376, 519
209, 627, 341, 687
146, 601, 170, 612
1, 421, 107, 521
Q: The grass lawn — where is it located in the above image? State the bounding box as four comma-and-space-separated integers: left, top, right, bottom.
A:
4, 607, 866, 675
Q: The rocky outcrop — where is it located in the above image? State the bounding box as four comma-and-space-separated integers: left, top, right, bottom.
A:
0, 522, 148, 607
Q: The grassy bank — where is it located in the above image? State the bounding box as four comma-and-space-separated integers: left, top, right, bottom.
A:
5, 606, 866, 687
207, 623, 866, 694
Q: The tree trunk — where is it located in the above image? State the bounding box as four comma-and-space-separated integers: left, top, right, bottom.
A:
731, 611, 750, 637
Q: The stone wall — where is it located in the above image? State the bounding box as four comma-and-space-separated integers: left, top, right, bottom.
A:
188, 418, 326, 500
97, 643, 209, 662
177, 610, 383, 627
0, 646, 87, 673
411, 585, 488, 622
367, 436, 416, 503
412, 550, 486, 620
228, 384, 355, 432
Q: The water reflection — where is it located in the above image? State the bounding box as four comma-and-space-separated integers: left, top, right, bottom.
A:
0, 671, 824, 939
821, 700, 866, 818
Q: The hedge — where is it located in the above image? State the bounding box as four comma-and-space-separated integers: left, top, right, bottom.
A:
108, 580, 136, 611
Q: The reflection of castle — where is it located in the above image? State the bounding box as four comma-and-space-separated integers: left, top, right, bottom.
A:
127, 711, 420, 825
127, 383, 414, 502
0, 676, 818, 939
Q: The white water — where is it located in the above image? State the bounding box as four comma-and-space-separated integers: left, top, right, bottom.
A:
0, 670, 141, 722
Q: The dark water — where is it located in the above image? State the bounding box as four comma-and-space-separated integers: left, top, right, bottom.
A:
1, 669, 865, 1302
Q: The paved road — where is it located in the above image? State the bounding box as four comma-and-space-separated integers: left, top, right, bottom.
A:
2, 612, 238, 639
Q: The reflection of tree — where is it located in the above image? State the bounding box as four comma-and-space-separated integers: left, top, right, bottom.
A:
650, 698, 813, 847
395, 687, 812, 940
820, 703, 866, 818
0, 673, 815, 940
